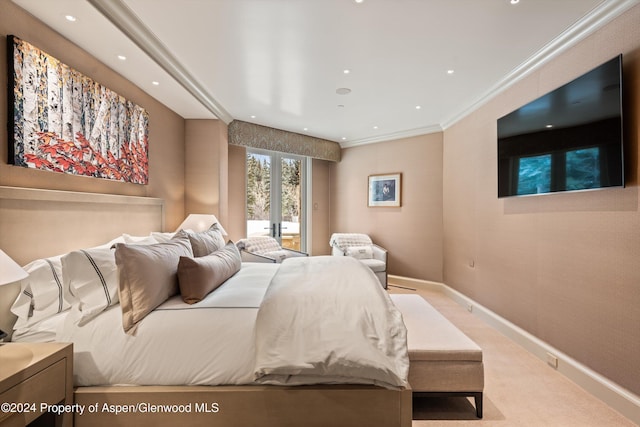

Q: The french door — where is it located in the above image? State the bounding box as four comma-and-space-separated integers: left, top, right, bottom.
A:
246, 150, 306, 251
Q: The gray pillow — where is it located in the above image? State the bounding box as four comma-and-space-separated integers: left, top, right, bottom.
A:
177, 241, 241, 304
185, 227, 226, 257
115, 231, 193, 334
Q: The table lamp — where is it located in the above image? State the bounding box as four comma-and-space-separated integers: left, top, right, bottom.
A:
176, 214, 227, 235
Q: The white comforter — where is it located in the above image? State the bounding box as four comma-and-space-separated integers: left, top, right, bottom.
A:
253, 256, 409, 389
56, 262, 278, 386
24, 258, 408, 389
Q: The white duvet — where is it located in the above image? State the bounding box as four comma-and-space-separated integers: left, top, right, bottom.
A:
20, 259, 409, 389
254, 256, 409, 389
57, 262, 278, 386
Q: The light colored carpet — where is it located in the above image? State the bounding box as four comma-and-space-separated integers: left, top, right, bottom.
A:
387, 284, 637, 427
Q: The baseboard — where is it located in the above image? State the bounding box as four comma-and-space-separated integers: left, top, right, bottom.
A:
388, 275, 640, 425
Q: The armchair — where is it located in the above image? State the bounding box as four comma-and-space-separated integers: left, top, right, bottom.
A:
329, 233, 388, 288
236, 236, 308, 263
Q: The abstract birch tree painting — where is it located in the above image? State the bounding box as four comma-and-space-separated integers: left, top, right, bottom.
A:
8, 36, 149, 184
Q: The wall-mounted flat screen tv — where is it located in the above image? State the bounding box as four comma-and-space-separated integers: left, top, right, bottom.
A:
497, 55, 623, 198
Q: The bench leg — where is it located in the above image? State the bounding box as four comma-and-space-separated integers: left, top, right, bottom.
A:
473, 392, 483, 418
413, 391, 483, 418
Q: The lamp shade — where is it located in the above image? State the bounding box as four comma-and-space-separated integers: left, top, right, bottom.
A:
176, 214, 227, 235
0, 249, 28, 286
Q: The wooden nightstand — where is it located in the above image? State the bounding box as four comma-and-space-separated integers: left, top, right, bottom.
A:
0, 343, 73, 427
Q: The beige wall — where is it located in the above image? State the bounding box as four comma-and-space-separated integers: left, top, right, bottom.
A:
443, 4, 640, 395
184, 119, 229, 226
227, 144, 248, 242
311, 159, 332, 255
330, 134, 444, 281
0, 0, 186, 234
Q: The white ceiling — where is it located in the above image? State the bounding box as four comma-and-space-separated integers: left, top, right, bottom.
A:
11, 0, 638, 147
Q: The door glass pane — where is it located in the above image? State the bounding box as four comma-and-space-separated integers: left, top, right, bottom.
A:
246, 152, 271, 237
280, 157, 302, 250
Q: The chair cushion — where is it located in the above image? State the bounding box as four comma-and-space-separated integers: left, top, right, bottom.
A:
346, 245, 374, 259
359, 258, 386, 273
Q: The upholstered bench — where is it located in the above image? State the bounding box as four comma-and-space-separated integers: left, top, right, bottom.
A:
390, 294, 484, 418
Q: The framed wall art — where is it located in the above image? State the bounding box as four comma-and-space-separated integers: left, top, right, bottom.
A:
7, 35, 149, 184
368, 173, 401, 207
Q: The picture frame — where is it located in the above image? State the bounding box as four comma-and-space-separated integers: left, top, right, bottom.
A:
7, 35, 149, 184
368, 173, 401, 207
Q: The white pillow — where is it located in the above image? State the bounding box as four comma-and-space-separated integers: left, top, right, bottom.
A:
346, 245, 374, 260
150, 231, 176, 243
62, 246, 119, 325
123, 234, 158, 245
11, 255, 73, 328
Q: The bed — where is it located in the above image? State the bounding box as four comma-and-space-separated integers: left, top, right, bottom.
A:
0, 186, 412, 427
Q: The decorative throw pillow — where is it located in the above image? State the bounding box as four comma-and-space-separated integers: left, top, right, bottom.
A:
11, 255, 72, 328
62, 246, 119, 325
115, 231, 193, 334
262, 250, 289, 263
346, 245, 374, 260
186, 227, 226, 257
177, 241, 242, 304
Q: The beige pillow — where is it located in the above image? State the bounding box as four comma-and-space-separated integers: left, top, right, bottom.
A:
115, 231, 193, 334
178, 241, 241, 304
185, 227, 226, 257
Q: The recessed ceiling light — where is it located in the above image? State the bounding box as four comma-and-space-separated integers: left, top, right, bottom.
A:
341, 137, 347, 140
65, 15, 77, 22
117, 55, 127, 61
303, 127, 308, 131
447, 69, 455, 74
336, 87, 351, 95
415, 105, 422, 110
373, 126, 379, 130
355, 0, 364, 3
343, 69, 351, 74
510, 0, 519, 4
152, 81, 159, 86
250, 115, 256, 119
546, 124, 553, 128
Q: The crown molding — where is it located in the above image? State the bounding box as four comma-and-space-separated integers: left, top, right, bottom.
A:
340, 124, 443, 148
440, 0, 640, 130
87, 0, 234, 124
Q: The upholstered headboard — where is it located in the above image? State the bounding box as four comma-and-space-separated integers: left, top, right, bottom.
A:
0, 186, 164, 337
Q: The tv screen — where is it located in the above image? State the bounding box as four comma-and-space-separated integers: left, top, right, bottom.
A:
497, 55, 624, 198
